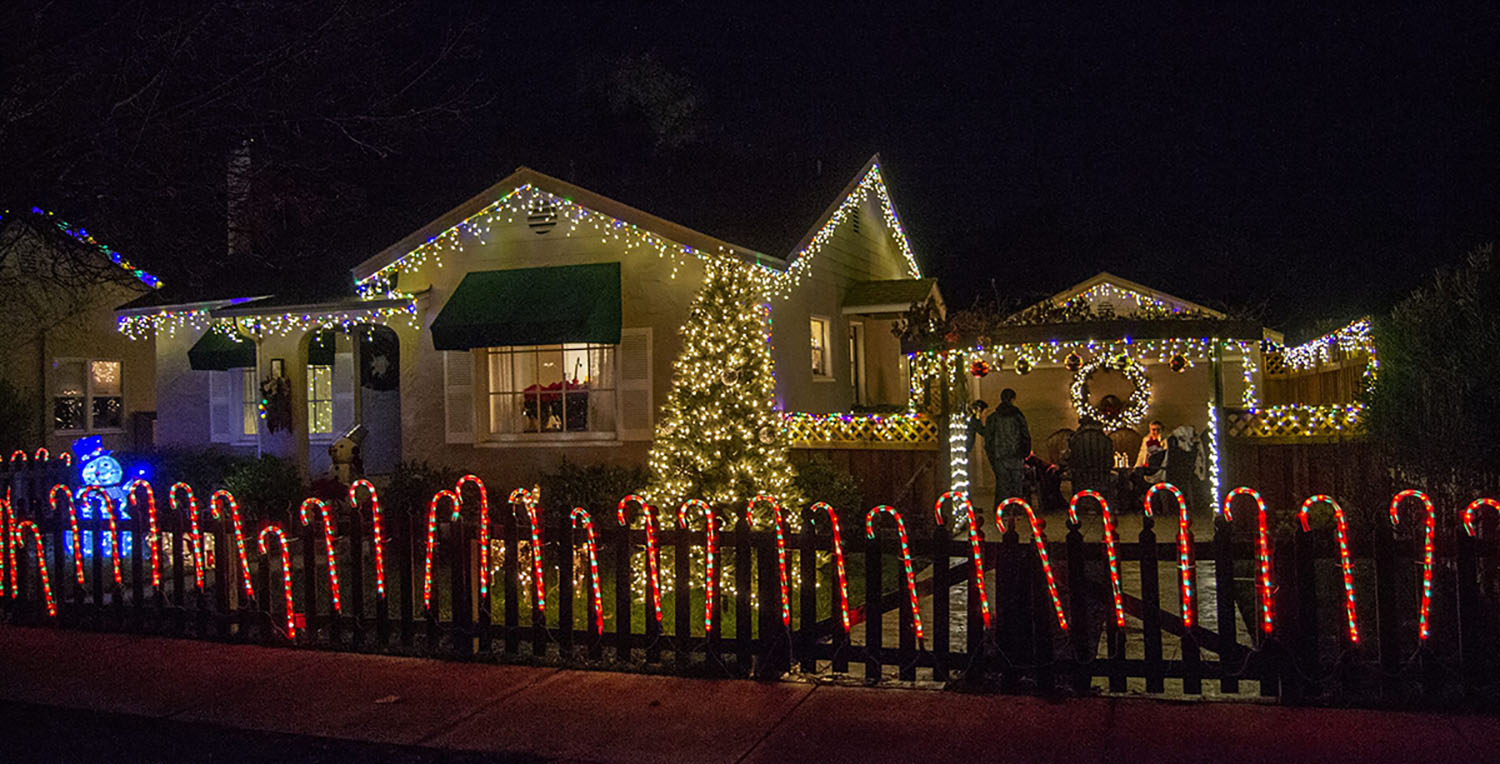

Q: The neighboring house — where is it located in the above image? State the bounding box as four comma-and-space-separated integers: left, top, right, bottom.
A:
0, 208, 161, 455
117, 156, 936, 486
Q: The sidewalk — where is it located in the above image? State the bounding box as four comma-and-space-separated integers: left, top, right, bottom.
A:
2, 625, 1497, 763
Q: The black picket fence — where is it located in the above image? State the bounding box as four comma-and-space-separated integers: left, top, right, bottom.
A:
3, 463, 1499, 708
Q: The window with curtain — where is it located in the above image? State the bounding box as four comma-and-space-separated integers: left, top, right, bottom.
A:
487, 343, 616, 436
52, 359, 123, 432
810, 317, 831, 377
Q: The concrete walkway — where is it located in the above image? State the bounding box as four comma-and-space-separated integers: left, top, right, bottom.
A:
2, 625, 1497, 763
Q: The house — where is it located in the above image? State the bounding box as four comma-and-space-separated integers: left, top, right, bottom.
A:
0, 208, 160, 457
116, 156, 936, 486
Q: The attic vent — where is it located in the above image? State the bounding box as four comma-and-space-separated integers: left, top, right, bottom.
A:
850, 213, 861, 236
527, 203, 558, 235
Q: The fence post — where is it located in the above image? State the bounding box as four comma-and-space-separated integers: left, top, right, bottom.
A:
302, 515, 319, 644
798, 508, 819, 674
131, 501, 145, 631
613, 522, 634, 663
1139, 509, 1164, 694
503, 506, 520, 655
1213, 514, 1240, 694
932, 512, 951, 684
1066, 515, 1090, 695
558, 516, 574, 660
1293, 523, 1321, 701
350, 500, 366, 649
674, 524, 692, 671
450, 517, 472, 656
998, 519, 1024, 692
531, 512, 547, 660
865, 530, 883, 682
735, 514, 752, 675
757, 527, 786, 680
1457, 527, 1482, 699
400, 510, 415, 648
1372, 521, 1401, 700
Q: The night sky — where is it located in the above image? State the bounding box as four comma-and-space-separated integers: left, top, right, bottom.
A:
5, 3, 1496, 340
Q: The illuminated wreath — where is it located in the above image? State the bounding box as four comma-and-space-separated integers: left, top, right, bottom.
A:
1070, 355, 1151, 430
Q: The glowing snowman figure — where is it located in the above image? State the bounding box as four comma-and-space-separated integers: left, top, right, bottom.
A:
73, 436, 132, 556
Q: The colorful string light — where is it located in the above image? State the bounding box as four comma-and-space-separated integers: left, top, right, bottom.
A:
126, 480, 161, 588
747, 494, 791, 626
509, 487, 546, 612
299, 498, 342, 613
170, 483, 206, 589
349, 480, 386, 598
33, 447, 48, 461
3, 493, 14, 597
1070, 490, 1125, 629
1461, 498, 1500, 538
616, 494, 663, 623
15, 520, 56, 616
570, 508, 603, 635
53, 484, 85, 587
996, 498, 1068, 631
210, 490, 254, 600
809, 502, 851, 632
423, 490, 461, 612
1389, 490, 1435, 642
677, 499, 720, 632
1223, 486, 1274, 635
59, 452, 71, 467
935, 491, 991, 627
1300, 495, 1358, 644
10, 450, 27, 464
257, 525, 296, 639
1145, 482, 1195, 628
455, 475, 490, 598
865, 505, 925, 641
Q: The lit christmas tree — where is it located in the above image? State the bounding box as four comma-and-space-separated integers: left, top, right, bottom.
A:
646, 258, 799, 519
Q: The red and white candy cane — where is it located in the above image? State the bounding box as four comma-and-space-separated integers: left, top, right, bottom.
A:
678, 499, 720, 632
77, 486, 123, 586
1389, 489, 1436, 642
1071, 489, 1125, 629
935, 491, 991, 628
58, 452, 71, 467
210, 490, 254, 600
747, 494, 791, 627
865, 505, 925, 641
1462, 497, 1500, 539
423, 489, 461, 612
617, 494, 663, 623
997, 497, 1068, 631
170, 483, 207, 589
299, 498, 342, 613
15, 520, 56, 616
126, 480, 162, 588
510, 487, 546, 612
571, 507, 604, 635
1145, 482, 1195, 628
1300, 495, 1358, 644
53, 484, 85, 587
810, 502, 851, 632
4, 492, 15, 597
455, 475, 491, 598
9, 450, 26, 465
33, 447, 48, 462
1223, 486, 1274, 635
349, 480, 386, 598
257, 524, 296, 639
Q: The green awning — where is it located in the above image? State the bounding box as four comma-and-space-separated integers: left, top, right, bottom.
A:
308, 330, 335, 366
188, 330, 256, 371
431, 263, 622, 351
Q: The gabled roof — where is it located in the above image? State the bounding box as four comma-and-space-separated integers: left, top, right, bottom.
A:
1030, 271, 1224, 319
842, 278, 941, 316
782, 154, 921, 280
351, 166, 786, 285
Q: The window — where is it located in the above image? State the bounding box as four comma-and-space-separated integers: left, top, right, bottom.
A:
53, 359, 123, 432
307, 365, 334, 435
487, 343, 616, 437
810, 317, 831, 377
241, 368, 259, 438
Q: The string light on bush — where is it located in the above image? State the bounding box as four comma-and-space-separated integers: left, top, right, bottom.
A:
935, 491, 991, 627
616, 494, 663, 623
455, 475, 490, 598
510, 487, 546, 612
423, 490, 461, 611
997, 497, 1068, 631
257, 524, 296, 639
126, 480, 161, 588
1223, 486, 1274, 635
865, 505, 925, 641
1145, 482, 1195, 628
1300, 495, 1358, 644
810, 502, 851, 632
570, 508, 604, 635
1070, 490, 1125, 629
678, 499, 720, 632
1390, 490, 1436, 641
15, 520, 56, 616
210, 490, 254, 600
299, 498, 342, 613
171, 483, 206, 589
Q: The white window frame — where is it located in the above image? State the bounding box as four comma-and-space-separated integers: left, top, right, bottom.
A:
810, 315, 833, 380
51, 358, 125, 434
485, 342, 619, 442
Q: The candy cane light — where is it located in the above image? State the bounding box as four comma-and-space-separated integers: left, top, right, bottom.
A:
58, 452, 72, 467
865, 506, 925, 641
1145, 482, 1195, 628
423, 490, 461, 611
126, 479, 161, 588
53, 484, 85, 587
170, 482, 206, 590
210, 490, 254, 600
678, 499, 720, 632
571, 507, 603, 635
810, 502, 851, 632
1389, 490, 1435, 642
510, 487, 546, 612
935, 491, 990, 628
257, 524, 296, 638
10, 450, 26, 464
299, 498, 341, 613
77, 486, 123, 586
4, 493, 16, 597
15, 520, 56, 616
617, 494, 663, 623
1300, 494, 1358, 644
748, 494, 791, 627
349, 480, 386, 598
1070, 489, 1125, 629
455, 475, 490, 598
1223, 486, 1273, 635
33, 447, 49, 462
997, 497, 1067, 631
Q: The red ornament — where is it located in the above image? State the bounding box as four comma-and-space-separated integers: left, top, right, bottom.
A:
969, 359, 991, 378
1065, 352, 1083, 373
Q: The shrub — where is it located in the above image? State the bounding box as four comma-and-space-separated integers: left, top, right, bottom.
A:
792, 453, 862, 515
222, 455, 304, 524
0, 379, 38, 453
386, 460, 467, 517
538, 459, 649, 524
